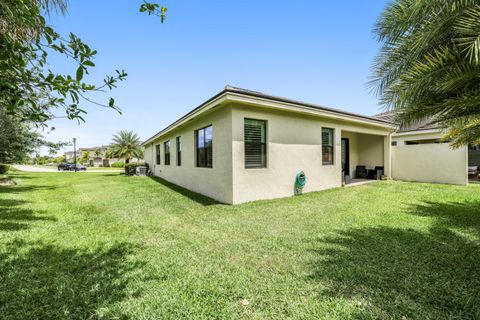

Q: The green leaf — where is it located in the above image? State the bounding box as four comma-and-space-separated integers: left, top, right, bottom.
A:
76, 66, 84, 81
83, 61, 95, 67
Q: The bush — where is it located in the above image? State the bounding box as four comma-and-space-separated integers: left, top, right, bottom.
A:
124, 162, 149, 176
111, 162, 125, 168
0, 164, 10, 174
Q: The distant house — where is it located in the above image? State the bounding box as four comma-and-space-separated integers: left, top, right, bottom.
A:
142, 86, 395, 204
65, 146, 142, 167
375, 112, 471, 186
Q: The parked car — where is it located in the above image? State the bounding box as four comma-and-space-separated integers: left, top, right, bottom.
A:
57, 163, 87, 171
71, 164, 87, 171
58, 163, 72, 171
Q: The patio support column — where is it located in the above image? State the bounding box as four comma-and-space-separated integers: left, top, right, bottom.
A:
384, 134, 392, 178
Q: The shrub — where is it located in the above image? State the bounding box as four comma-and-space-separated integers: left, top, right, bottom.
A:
0, 164, 10, 174
124, 162, 149, 176
111, 162, 125, 168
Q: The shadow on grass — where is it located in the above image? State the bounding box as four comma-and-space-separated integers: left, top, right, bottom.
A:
312, 228, 480, 318
148, 176, 218, 206
311, 201, 480, 319
410, 200, 480, 235
0, 184, 57, 194
0, 199, 56, 231
0, 240, 142, 319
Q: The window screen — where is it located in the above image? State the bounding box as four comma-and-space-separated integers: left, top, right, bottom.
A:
164, 140, 170, 165
322, 128, 334, 165
155, 144, 160, 165
244, 119, 267, 168
195, 125, 212, 168
176, 136, 181, 166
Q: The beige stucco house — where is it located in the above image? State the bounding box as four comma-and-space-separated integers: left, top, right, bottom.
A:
142, 86, 395, 204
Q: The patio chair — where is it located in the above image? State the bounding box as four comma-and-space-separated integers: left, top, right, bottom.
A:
374, 166, 384, 180
355, 165, 367, 179
468, 166, 478, 178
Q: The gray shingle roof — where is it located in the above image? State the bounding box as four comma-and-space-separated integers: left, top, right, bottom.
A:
225, 86, 393, 125
143, 86, 395, 145
373, 111, 440, 133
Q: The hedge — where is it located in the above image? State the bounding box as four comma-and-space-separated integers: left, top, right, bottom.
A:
111, 162, 125, 168
0, 164, 10, 174
124, 162, 149, 176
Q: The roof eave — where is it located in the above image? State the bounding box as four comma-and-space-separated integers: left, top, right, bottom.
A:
142, 88, 396, 146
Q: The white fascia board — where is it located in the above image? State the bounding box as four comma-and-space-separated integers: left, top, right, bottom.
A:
142, 94, 228, 146
226, 92, 396, 130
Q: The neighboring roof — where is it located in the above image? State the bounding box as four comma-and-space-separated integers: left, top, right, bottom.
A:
143, 85, 395, 146
373, 111, 440, 133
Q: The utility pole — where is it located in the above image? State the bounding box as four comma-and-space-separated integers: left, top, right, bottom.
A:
73, 137, 77, 172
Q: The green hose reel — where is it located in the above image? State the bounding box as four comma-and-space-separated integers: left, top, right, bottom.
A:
295, 171, 306, 195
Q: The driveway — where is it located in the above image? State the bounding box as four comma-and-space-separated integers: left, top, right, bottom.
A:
13, 165, 58, 172
12, 165, 122, 173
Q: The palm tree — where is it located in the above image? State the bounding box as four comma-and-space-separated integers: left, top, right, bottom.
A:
80, 151, 90, 165
371, 0, 480, 147
108, 131, 143, 164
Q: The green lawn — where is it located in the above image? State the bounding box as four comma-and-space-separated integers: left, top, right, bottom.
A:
0, 172, 479, 319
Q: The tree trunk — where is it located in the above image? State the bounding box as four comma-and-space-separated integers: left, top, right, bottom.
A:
125, 158, 130, 164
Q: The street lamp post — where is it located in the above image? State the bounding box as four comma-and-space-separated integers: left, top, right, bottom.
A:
73, 138, 77, 172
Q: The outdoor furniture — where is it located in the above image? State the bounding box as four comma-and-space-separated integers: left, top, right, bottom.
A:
367, 169, 376, 180
374, 166, 384, 180
468, 166, 478, 178
355, 165, 367, 179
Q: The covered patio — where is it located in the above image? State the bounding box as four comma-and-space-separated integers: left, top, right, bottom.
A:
340, 130, 390, 185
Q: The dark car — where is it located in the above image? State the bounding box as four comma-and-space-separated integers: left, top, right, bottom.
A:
71, 164, 87, 171
58, 163, 87, 171
58, 162, 72, 171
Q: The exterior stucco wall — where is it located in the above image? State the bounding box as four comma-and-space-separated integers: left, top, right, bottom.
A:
230, 103, 391, 204
391, 132, 468, 185
358, 134, 384, 168
392, 131, 443, 144
144, 107, 233, 203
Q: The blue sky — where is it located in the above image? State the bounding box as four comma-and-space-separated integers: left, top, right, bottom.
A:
43, 0, 388, 155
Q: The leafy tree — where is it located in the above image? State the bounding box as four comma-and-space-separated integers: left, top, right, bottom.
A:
0, 0, 166, 126
94, 148, 102, 157
0, 105, 67, 164
108, 131, 143, 164
371, 0, 480, 147
0, 0, 165, 163
80, 151, 90, 165
54, 155, 66, 163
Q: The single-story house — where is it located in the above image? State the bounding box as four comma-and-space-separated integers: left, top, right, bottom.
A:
142, 86, 396, 204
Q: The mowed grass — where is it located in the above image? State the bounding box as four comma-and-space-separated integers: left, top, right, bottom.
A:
0, 171, 479, 319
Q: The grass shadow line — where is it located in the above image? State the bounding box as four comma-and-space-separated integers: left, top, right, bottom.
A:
148, 175, 218, 206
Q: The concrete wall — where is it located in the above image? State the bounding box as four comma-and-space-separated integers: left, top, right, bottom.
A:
144, 106, 233, 203
392, 131, 442, 145
358, 134, 384, 168
392, 143, 468, 185
230, 103, 391, 204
